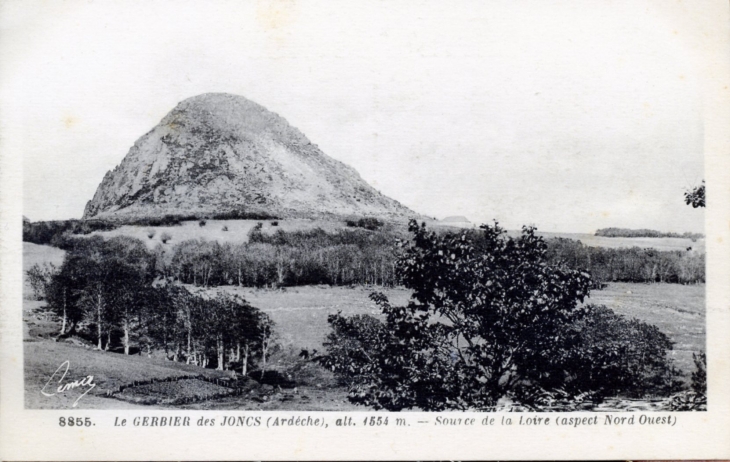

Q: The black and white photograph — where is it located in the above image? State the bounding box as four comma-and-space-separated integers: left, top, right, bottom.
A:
1, 0, 729, 460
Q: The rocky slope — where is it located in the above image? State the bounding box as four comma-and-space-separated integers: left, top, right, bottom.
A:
83, 93, 416, 221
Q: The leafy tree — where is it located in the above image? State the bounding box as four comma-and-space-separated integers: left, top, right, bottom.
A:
325, 221, 679, 410
541, 304, 682, 399
324, 220, 593, 410
685, 181, 705, 208
26, 263, 57, 300
44, 257, 84, 335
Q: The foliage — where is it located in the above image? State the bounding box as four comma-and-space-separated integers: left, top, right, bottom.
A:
39, 235, 275, 370
545, 238, 704, 285
23, 219, 118, 245
545, 304, 682, 399
668, 352, 707, 411
684, 181, 705, 208
324, 220, 593, 410
168, 227, 403, 288
26, 263, 57, 300
595, 228, 704, 240
345, 217, 384, 231
210, 209, 278, 220
323, 221, 680, 410
691, 352, 706, 395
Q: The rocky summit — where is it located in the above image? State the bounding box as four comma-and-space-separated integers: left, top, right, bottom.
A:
83, 93, 415, 221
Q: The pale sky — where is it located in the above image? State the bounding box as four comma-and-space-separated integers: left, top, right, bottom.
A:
1, 0, 709, 233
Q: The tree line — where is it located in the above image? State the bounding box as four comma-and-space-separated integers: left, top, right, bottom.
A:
28, 236, 275, 375
160, 226, 403, 288
155, 226, 704, 290
545, 237, 704, 285
595, 227, 704, 240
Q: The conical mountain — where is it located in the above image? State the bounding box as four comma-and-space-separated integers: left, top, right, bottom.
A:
83, 93, 416, 221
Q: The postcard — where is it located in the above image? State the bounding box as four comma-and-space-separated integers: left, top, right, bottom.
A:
1, 0, 729, 459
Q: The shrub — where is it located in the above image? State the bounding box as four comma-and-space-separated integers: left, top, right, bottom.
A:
26, 263, 57, 300
222, 226, 229, 232
691, 352, 707, 395
160, 232, 172, 244
147, 229, 156, 239
357, 217, 384, 231
199, 220, 207, 227
344, 217, 384, 231
545, 304, 682, 398
323, 220, 592, 410
271, 221, 279, 227
323, 220, 678, 411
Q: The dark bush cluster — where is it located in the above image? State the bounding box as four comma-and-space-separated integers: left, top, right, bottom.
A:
23, 219, 119, 245
345, 217, 384, 231
210, 210, 278, 221
322, 221, 684, 411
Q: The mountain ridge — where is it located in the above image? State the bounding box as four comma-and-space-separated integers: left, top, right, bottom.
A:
83, 93, 417, 221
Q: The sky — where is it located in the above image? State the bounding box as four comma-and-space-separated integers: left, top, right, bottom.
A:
1, 0, 709, 233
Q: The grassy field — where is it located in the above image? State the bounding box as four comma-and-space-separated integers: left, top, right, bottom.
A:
211, 285, 411, 351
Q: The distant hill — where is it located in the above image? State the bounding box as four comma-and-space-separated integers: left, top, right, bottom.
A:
83, 93, 417, 222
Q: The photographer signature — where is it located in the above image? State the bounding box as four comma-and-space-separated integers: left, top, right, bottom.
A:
41, 360, 96, 407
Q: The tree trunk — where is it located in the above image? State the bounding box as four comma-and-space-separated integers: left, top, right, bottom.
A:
105, 329, 111, 351
186, 324, 192, 364
123, 318, 130, 355
96, 292, 103, 350
242, 343, 249, 376
60, 288, 67, 335
260, 334, 268, 380
216, 336, 224, 371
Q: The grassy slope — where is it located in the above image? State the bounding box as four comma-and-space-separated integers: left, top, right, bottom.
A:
24, 341, 230, 409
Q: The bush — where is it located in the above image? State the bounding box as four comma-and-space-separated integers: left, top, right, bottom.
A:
691, 352, 706, 395
323, 220, 592, 410
199, 220, 207, 227
271, 221, 279, 227
147, 229, 156, 239
160, 232, 172, 244
323, 221, 678, 410
344, 217, 384, 231
26, 263, 57, 300
222, 226, 229, 232
546, 305, 682, 398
